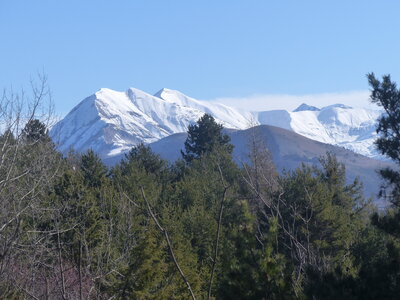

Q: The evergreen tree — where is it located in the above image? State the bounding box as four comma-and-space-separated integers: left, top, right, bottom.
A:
50, 168, 104, 261
182, 114, 233, 162
123, 143, 167, 175
368, 73, 400, 230
268, 154, 368, 296
346, 72, 400, 298
118, 221, 170, 299
80, 149, 107, 188
21, 119, 49, 143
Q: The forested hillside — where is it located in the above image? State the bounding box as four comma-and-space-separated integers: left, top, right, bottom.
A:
142, 124, 393, 201
1, 75, 400, 299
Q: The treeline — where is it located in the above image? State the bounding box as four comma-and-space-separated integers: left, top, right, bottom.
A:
0, 74, 400, 299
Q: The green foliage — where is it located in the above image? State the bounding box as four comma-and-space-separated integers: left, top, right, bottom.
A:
50, 167, 104, 261
261, 217, 292, 298
368, 73, 400, 163
299, 73, 400, 299
5, 99, 396, 298
123, 143, 168, 175
22, 119, 49, 143
367, 73, 400, 205
182, 113, 233, 162
80, 149, 107, 188
353, 225, 400, 299
266, 153, 369, 297
355, 73, 400, 298
118, 221, 170, 299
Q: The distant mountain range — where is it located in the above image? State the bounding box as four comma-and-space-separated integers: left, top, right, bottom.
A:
50, 87, 382, 159
50, 87, 390, 202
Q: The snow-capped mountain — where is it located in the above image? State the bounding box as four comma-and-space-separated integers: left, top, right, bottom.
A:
50, 88, 382, 159
257, 103, 381, 159
50, 88, 253, 158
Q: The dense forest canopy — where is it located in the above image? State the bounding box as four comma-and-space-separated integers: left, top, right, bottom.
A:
0, 75, 400, 299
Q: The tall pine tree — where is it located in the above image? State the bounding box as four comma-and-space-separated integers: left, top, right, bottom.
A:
182, 114, 233, 162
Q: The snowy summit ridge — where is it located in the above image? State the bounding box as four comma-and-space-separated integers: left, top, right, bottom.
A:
293, 103, 320, 112
50, 87, 253, 158
50, 87, 382, 160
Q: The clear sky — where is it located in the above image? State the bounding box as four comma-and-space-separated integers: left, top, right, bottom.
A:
1, 0, 400, 114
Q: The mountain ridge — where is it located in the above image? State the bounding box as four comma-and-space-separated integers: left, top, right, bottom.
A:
50, 87, 382, 160
141, 124, 391, 204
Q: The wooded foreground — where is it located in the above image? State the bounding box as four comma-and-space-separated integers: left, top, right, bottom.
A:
1, 74, 400, 299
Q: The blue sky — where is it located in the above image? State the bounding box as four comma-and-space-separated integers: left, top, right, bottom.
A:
1, 0, 400, 114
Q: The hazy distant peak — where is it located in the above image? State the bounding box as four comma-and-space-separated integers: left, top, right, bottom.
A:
293, 103, 320, 112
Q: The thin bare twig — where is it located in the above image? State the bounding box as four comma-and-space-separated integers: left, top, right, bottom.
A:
207, 185, 228, 300
207, 163, 230, 300
140, 187, 196, 300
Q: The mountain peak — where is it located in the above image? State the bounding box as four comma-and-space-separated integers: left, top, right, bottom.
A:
293, 103, 320, 112
50, 86, 253, 158
95, 87, 119, 96
154, 88, 198, 107
154, 88, 180, 98
94, 88, 127, 103
51, 87, 381, 161
322, 103, 353, 110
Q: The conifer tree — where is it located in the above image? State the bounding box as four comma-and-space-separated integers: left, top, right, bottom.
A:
124, 143, 167, 175
265, 153, 368, 296
350, 72, 400, 298
118, 221, 169, 299
182, 114, 233, 162
367, 73, 400, 234
22, 119, 49, 143
80, 149, 107, 188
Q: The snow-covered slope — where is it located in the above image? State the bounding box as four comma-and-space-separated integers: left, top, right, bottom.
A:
50, 88, 253, 157
50, 87, 382, 159
256, 104, 382, 159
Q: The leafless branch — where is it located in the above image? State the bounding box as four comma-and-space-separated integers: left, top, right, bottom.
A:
140, 186, 196, 300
